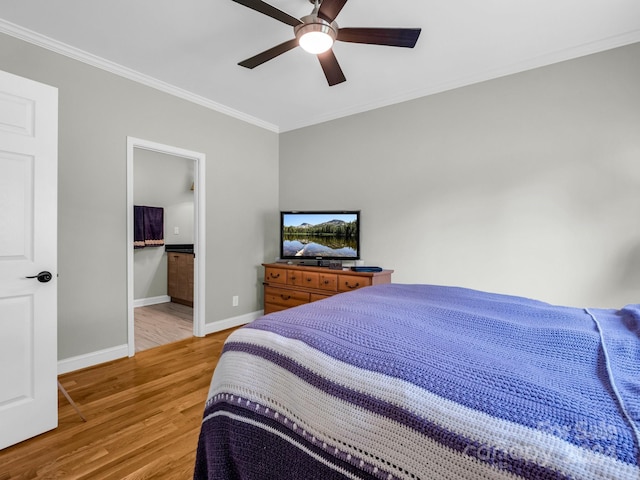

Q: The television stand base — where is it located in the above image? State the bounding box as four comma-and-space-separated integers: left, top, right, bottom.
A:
289, 259, 333, 268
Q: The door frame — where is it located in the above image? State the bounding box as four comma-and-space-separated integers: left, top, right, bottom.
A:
126, 136, 206, 356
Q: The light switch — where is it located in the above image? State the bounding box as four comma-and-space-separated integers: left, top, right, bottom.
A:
174, 226, 179, 235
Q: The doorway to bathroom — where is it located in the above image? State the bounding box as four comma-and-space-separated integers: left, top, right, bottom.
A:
126, 137, 206, 356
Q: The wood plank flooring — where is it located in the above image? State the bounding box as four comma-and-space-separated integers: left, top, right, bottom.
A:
0, 328, 237, 480
134, 302, 193, 352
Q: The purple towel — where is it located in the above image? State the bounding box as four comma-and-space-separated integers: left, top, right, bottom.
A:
143, 206, 164, 246
134, 205, 146, 249
134, 205, 164, 248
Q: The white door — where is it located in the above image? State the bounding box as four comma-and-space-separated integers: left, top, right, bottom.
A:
0, 69, 58, 449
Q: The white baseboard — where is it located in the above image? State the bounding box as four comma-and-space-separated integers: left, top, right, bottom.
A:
204, 310, 263, 335
58, 344, 128, 375
57, 310, 264, 374
134, 295, 171, 308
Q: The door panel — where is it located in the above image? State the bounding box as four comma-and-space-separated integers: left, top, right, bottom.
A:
0, 90, 35, 137
0, 69, 58, 450
0, 152, 33, 259
0, 295, 33, 404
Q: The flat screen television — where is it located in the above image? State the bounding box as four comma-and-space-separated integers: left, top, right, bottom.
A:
280, 211, 360, 263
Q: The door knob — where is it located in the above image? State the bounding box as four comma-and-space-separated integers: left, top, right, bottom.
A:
26, 271, 53, 283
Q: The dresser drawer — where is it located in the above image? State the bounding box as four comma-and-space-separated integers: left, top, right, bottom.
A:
288, 270, 319, 289
338, 274, 372, 292
317, 273, 338, 292
264, 302, 289, 315
310, 293, 332, 303
265, 267, 287, 285
264, 286, 310, 309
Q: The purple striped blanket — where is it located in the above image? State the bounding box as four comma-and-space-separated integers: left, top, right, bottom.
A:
194, 284, 640, 479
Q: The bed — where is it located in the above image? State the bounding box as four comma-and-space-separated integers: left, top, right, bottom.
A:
194, 283, 640, 479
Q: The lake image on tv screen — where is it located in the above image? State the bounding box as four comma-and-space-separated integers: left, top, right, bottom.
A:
282, 213, 358, 258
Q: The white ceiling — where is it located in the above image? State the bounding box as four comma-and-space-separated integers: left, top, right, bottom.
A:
1, 0, 639, 132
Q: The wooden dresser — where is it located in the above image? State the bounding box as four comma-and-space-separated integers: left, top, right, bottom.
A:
167, 252, 194, 306
263, 263, 393, 314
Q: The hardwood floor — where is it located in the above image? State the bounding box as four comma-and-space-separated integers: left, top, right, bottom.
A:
135, 302, 193, 352
0, 328, 237, 480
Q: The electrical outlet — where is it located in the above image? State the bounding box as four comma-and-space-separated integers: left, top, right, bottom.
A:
174, 226, 179, 235
232, 295, 239, 307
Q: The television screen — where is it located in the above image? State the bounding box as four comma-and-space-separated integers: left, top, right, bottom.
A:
280, 211, 360, 261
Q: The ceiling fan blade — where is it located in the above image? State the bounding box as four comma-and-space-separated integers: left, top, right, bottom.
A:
337, 27, 421, 48
232, 0, 302, 27
317, 49, 346, 86
317, 0, 348, 23
238, 38, 299, 69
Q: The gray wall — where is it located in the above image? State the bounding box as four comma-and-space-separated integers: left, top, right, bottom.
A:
280, 42, 640, 308
0, 32, 279, 360
133, 149, 194, 301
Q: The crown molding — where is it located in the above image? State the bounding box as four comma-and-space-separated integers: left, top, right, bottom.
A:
0, 19, 280, 133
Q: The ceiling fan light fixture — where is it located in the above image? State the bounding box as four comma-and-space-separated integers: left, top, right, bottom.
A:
295, 16, 337, 54
299, 30, 333, 54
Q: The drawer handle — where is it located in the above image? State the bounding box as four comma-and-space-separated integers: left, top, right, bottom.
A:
270, 273, 280, 279
323, 280, 330, 285
306, 278, 312, 282
290, 276, 296, 281
345, 282, 360, 289
280, 294, 291, 300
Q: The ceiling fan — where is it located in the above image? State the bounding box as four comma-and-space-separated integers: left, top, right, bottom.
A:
232, 0, 421, 86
